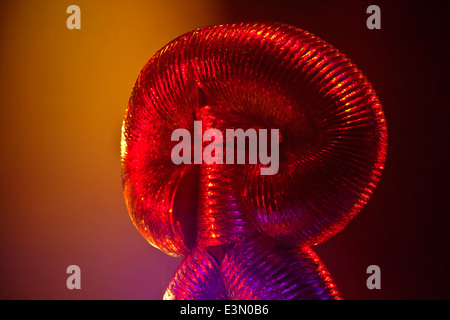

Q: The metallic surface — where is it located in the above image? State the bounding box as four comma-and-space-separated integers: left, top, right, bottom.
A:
121, 22, 387, 299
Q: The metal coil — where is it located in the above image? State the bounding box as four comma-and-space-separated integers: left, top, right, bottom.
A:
121, 22, 387, 299
163, 246, 227, 300
222, 237, 340, 300
164, 238, 339, 300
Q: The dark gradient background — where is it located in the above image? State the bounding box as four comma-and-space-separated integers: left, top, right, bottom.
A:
0, 0, 448, 299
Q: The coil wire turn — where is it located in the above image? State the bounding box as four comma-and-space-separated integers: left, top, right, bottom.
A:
121, 22, 387, 300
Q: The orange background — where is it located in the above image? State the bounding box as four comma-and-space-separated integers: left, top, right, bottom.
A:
0, 0, 448, 299
0, 0, 226, 299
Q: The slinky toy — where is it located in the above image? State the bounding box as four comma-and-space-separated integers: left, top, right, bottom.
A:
121, 22, 387, 300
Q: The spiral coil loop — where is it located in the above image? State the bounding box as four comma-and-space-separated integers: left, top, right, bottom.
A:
121, 22, 387, 299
